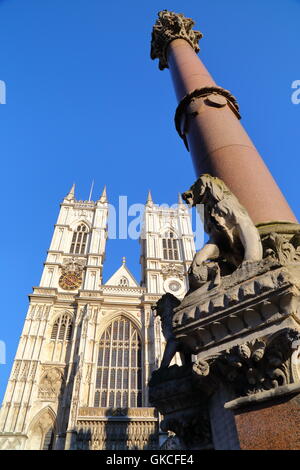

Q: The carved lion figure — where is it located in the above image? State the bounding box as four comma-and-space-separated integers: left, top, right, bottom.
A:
182, 174, 263, 286
152, 293, 191, 368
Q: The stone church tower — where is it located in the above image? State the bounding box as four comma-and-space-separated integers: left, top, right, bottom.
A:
0, 185, 195, 450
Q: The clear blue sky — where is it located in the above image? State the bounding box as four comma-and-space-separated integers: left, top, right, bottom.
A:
0, 0, 299, 402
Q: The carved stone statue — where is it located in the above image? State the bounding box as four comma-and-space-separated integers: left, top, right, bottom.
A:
182, 174, 263, 289
152, 293, 191, 368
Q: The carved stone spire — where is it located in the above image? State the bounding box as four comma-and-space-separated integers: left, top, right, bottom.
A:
98, 185, 107, 203
146, 190, 154, 206
65, 183, 75, 201
178, 192, 184, 205
151, 10, 203, 70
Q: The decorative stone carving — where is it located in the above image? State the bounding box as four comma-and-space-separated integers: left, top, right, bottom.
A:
216, 328, 300, 397
161, 263, 184, 280
149, 175, 300, 448
152, 293, 191, 368
198, 328, 300, 397
11, 361, 21, 381
262, 231, 300, 265
78, 407, 157, 419
175, 87, 240, 149
70, 357, 83, 428
84, 364, 92, 385
151, 10, 203, 70
29, 362, 38, 381
38, 367, 64, 399
76, 419, 159, 450
182, 174, 263, 291
20, 362, 30, 382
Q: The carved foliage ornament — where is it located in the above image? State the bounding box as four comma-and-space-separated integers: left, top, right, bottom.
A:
151, 10, 203, 70
193, 328, 300, 397
161, 263, 184, 280
262, 232, 300, 265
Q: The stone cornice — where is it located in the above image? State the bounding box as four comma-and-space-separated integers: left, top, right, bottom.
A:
224, 382, 300, 410
54, 224, 70, 229
101, 285, 145, 295
30, 287, 57, 297
173, 263, 300, 357
142, 294, 163, 305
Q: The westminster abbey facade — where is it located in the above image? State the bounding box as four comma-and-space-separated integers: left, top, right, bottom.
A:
0, 185, 195, 450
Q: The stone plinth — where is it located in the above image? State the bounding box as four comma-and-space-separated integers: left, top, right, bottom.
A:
149, 223, 300, 449
149, 365, 215, 450
226, 385, 300, 450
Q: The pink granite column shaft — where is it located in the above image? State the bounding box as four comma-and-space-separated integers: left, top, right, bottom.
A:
166, 39, 296, 224
150, 10, 296, 225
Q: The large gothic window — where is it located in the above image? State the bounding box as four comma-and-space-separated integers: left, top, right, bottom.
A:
70, 224, 88, 254
94, 317, 142, 408
51, 314, 72, 341
162, 231, 180, 260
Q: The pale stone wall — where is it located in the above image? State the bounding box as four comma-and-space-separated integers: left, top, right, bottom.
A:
141, 198, 195, 296
0, 189, 195, 450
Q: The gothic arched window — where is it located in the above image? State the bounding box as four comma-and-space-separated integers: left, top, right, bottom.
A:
51, 314, 72, 341
94, 317, 142, 408
162, 231, 180, 260
70, 224, 89, 254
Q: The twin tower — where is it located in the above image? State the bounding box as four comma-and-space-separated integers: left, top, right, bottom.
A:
0, 184, 195, 450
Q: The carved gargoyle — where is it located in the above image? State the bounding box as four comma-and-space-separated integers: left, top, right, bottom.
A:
152, 293, 192, 368
182, 174, 263, 290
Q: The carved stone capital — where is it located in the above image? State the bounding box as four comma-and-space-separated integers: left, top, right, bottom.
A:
212, 328, 300, 397
261, 231, 300, 265
151, 10, 203, 70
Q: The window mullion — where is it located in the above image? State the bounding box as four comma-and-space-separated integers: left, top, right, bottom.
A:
95, 319, 142, 411
128, 322, 132, 407
100, 334, 106, 406
121, 320, 125, 407
63, 318, 68, 341
108, 323, 114, 407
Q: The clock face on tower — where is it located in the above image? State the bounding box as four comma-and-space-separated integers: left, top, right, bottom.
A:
168, 280, 181, 292
59, 272, 82, 290
163, 277, 184, 295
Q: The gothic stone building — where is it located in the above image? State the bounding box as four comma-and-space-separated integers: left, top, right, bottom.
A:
0, 185, 195, 450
